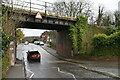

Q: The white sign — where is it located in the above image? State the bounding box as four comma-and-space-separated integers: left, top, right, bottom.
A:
35, 11, 42, 19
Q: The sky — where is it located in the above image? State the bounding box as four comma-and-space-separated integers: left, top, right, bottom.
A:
91, 0, 120, 11
20, 28, 48, 37
38, 0, 120, 11
19, 0, 120, 37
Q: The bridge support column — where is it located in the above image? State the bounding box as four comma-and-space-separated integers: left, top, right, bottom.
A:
56, 30, 72, 58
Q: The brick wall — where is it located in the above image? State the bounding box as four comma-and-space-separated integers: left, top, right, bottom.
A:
56, 30, 72, 58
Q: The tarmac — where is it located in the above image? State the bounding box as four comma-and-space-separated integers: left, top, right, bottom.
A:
4, 59, 26, 80
4, 45, 120, 80
41, 46, 120, 79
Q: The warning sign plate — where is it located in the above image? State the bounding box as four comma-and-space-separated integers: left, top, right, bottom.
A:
35, 11, 42, 19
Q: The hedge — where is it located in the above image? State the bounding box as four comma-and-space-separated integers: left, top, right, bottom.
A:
92, 31, 120, 47
92, 34, 107, 47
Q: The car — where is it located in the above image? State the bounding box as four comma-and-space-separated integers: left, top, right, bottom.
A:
34, 41, 40, 45
27, 51, 41, 62
24, 41, 29, 45
40, 41, 44, 46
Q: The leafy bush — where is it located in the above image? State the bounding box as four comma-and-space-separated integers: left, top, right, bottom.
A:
2, 31, 13, 51
105, 27, 120, 35
2, 5, 9, 14
91, 31, 120, 56
69, 15, 88, 54
49, 42, 56, 50
109, 31, 120, 45
92, 31, 120, 47
92, 34, 107, 47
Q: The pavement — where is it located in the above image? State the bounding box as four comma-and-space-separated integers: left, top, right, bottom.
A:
41, 46, 120, 79
4, 59, 26, 80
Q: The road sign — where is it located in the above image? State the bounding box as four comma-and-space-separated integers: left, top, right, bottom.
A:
35, 11, 42, 19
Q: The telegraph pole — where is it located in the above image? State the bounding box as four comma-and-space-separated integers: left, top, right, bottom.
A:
45, 2, 47, 18
11, 0, 13, 10
30, 0, 31, 14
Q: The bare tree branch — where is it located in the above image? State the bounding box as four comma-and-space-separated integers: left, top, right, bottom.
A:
53, 0, 92, 17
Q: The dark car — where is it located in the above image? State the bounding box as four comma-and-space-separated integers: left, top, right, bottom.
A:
27, 51, 41, 62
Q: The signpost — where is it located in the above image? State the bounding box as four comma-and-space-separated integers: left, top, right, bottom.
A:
35, 11, 42, 19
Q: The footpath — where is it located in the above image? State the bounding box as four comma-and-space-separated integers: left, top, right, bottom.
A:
4, 59, 26, 80
42, 46, 120, 79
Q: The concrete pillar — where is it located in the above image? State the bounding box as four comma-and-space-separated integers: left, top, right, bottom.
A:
9, 41, 15, 66
56, 30, 72, 58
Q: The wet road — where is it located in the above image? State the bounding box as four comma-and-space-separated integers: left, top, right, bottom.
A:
17, 43, 112, 79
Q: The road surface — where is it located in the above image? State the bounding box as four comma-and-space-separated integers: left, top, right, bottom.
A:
17, 43, 114, 79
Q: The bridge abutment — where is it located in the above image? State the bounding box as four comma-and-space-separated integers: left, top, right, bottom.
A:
56, 30, 72, 58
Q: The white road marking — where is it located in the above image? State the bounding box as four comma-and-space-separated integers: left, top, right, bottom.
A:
57, 67, 77, 80
24, 58, 34, 79
26, 68, 34, 78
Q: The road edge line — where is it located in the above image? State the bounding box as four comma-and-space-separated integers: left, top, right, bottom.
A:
23, 58, 34, 79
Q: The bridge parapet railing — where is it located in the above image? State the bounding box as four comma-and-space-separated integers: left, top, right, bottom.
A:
2, 0, 73, 19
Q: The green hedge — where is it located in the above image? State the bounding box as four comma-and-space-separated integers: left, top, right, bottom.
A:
91, 31, 120, 56
1, 31, 13, 51
92, 31, 120, 47
109, 31, 120, 45
92, 34, 107, 47
105, 27, 120, 35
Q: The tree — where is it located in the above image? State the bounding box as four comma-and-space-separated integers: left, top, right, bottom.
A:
53, 0, 92, 17
101, 11, 115, 27
102, 16, 110, 26
96, 6, 104, 26
16, 29, 24, 43
2, 0, 25, 36
114, 11, 120, 27
41, 30, 57, 43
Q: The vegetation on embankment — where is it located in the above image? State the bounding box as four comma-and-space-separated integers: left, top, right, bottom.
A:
0, 30, 12, 78
69, 16, 88, 54
68, 15, 120, 56
1, 5, 25, 78
2, 54, 10, 78
48, 42, 56, 50
90, 27, 120, 56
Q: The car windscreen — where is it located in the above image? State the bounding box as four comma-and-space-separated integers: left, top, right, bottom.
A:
29, 51, 40, 55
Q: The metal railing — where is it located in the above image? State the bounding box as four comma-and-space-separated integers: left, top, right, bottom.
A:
2, 0, 65, 17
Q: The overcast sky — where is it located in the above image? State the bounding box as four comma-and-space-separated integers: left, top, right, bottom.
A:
20, 0, 120, 37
